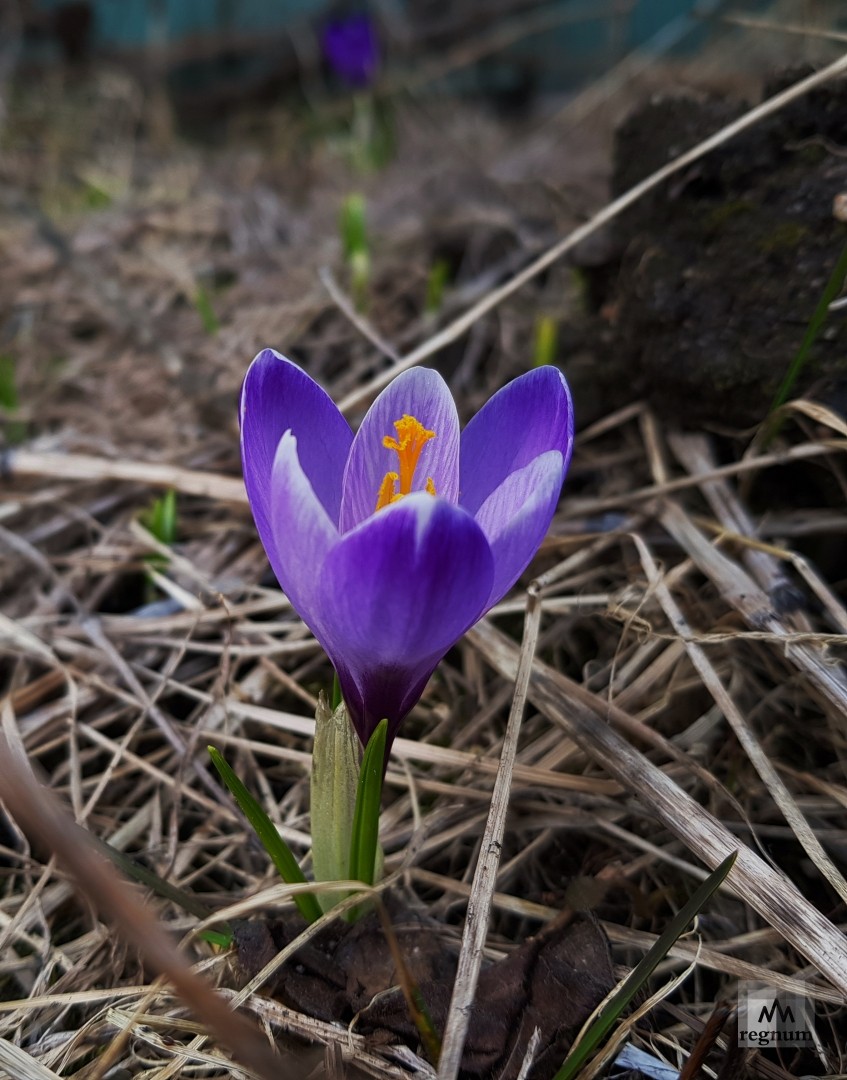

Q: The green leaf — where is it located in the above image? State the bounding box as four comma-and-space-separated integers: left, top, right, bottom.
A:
553, 850, 738, 1080
348, 718, 387, 888
199, 929, 233, 948
208, 746, 322, 924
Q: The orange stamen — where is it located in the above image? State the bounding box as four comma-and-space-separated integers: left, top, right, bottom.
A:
375, 414, 437, 511
375, 471, 399, 511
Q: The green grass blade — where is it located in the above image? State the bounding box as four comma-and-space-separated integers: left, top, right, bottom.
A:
348, 719, 387, 887
91, 833, 233, 946
553, 850, 738, 1080
767, 235, 847, 429
208, 746, 322, 924
375, 901, 442, 1065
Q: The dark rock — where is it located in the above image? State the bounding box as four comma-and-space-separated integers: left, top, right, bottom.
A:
585, 76, 847, 427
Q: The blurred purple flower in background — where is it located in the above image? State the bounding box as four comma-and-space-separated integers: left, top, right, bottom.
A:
240, 350, 573, 750
322, 12, 380, 87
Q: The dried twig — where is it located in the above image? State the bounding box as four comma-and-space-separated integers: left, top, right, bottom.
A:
438, 591, 541, 1080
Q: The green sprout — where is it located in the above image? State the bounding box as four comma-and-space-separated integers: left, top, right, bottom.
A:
311, 695, 359, 912
340, 193, 370, 311
141, 488, 178, 548
349, 95, 395, 174
425, 259, 451, 314
194, 284, 220, 335
0, 355, 26, 445
533, 315, 558, 368
139, 489, 178, 594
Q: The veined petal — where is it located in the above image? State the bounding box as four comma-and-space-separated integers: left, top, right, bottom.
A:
339, 368, 460, 533
240, 350, 353, 547
268, 432, 339, 644
474, 451, 564, 606
459, 366, 574, 516
321, 494, 494, 743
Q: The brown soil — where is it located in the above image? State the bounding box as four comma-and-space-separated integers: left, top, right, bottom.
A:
235, 905, 614, 1079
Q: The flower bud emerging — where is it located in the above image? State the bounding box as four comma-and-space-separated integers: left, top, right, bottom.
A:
310, 693, 359, 911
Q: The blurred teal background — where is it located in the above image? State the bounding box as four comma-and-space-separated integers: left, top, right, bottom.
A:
30, 0, 700, 51
20, 0, 783, 124
26, 0, 708, 80
33, 1, 319, 46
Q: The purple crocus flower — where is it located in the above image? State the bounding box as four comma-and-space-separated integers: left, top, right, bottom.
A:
322, 12, 380, 88
240, 349, 573, 749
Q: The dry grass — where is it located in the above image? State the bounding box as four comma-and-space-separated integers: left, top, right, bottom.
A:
2, 8, 847, 1079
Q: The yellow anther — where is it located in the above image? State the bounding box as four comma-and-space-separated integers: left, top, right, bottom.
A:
375, 414, 437, 511
375, 471, 399, 511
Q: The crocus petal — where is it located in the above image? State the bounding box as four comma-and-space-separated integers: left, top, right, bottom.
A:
339, 368, 460, 533
459, 366, 574, 516
240, 351, 353, 550
321, 493, 494, 743
474, 450, 564, 606
267, 432, 339, 647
